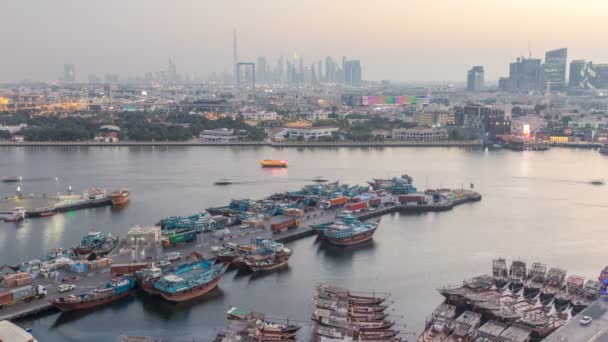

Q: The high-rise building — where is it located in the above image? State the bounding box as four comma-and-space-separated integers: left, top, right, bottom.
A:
317, 60, 323, 82
325, 57, 336, 83
256, 57, 267, 83
569, 60, 597, 89
462, 104, 511, 136
594, 64, 608, 89
343, 60, 362, 85
508, 57, 543, 92
466, 66, 484, 91
543, 48, 567, 91
167, 59, 177, 82
64, 64, 76, 82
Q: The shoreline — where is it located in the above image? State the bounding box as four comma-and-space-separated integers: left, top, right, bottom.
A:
0, 140, 482, 147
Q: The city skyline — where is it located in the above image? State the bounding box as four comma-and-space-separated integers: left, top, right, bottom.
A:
2, 0, 608, 83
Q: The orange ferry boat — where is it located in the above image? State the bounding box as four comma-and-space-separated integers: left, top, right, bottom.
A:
110, 189, 130, 206
260, 160, 288, 168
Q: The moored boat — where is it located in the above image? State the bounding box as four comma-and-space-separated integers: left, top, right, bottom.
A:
153, 259, 228, 302
554, 275, 584, 309
492, 258, 509, 288
260, 160, 288, 168
571, 280, 602, 313
244, 248, 292, 272
72, 230, 108, 255
324, 220, 378, 246
508, 260, 527, 292
540, 267, 566, 302
1, 176, 21, 183
110, 189, 130, 206
49, 277, 135, 311
523, 262, 546, 297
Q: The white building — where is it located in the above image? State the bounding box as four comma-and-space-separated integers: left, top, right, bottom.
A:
282, 126, 339, 140
305, 110, 330, 121
0, 124, 27, 134
127, 225, 161, 247
200, 128, 236, 141
242, 111, 277, 121
392, 127, 448, 141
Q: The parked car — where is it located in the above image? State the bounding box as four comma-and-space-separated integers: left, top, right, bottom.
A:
156, 260, 172, 268
580, 316, 592, 326
58, 284, 76, 293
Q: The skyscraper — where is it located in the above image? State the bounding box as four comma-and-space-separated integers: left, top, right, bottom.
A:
569, 60, 597, 89
317, 60, 323, 82
594, 64, 608, 89
64, 64, 76, 82
256, 57, 267, 83
509, 57, 543, 92
467, 66, 484, 91
543, 48, 567, 91
233, 29, 238, 83
167, 59, 177, 82
343, 59, 362, 85
325, 57, 336, 83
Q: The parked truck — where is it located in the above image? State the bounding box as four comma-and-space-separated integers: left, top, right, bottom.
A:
398, 194, 427, 204
271, 218, 300, 233
319, 196, 349, 209
0, 285, 47, 310
162, 230, 198, 248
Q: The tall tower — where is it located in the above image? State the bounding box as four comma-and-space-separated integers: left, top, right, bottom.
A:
233, 29, 238, 83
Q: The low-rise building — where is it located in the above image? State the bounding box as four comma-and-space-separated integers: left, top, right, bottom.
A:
242, 111, 277, 121
127, 225, 161, 247
200, 128, 236, 141
417, 111, 454, 127
371, 129, 392, 139
392, 127, 448, 141
281, 126, 339, 140
305, 110, 330, 121
0, 124, 27, 134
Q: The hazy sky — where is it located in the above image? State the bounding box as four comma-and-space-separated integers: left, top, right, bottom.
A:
2, 0, 608, 83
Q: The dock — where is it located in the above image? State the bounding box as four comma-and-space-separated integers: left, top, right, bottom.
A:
545, 298, 608, 342
0, 187, 481, 322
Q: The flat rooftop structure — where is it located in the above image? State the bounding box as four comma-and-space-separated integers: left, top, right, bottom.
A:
499, 324, 532, 342
545, 297, 608, 342
450, 311, 482, 337
475, 320, 509, 341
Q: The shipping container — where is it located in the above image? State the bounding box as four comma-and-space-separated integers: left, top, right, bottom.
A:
271, 219, 299, 233
368, 198, 382, 207
110, 263, 149, 277
345, 201, 367, 212
0, 285, 46, 309
398, 195, 426, 204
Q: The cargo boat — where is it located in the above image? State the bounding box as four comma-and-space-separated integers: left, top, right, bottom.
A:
110, 189, 130, 206
260, 160, 288, 168
554, 275, 584, 309
153, 259, 228, 302
135, 266, 163, 295
508, 260, 527, 292
244, 247, 292, 272
1, 176, 20, 183
523, 262, 546, 297
416, 303, 457, 342
72, 231, 119, 258
540, 267, 566, 302
49, 277, 135, 311
571, 280, 602, 313
324, 220, 378, 246
492, 258, 509, 288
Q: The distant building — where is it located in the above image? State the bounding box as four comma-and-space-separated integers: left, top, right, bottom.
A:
64, 64, 76, 82
543, 48, 567, 91
305, 110, 330, 121
343, 60, 362, 86
0, 123, 27, 134
467, 66, 484, 91
463, 104, 511, 135
417, 111, 454, 127
242, 111, 277, 121
95, 125, 120, 142
127, 225, 161, 247
509, 57, 543, 92
392, 127, 448, 141
200, 128, 236, 141
569, 60, 597, 89
594, 64, 608, 89
371, 129, 392, 139
282, 126, 338, 140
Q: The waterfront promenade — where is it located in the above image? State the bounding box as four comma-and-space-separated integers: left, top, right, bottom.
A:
0, 190, 481, 321
0, 140, 483, 147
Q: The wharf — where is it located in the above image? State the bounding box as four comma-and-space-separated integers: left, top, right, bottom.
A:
0, 190, 481, 321
545, 297, 608, 342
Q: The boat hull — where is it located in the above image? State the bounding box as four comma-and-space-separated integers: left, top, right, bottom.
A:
158, 275, 222, 302
49, 290, 132, 311
248, 258, 289, 272
326, 228, 376, 246
111, 191, 130, 206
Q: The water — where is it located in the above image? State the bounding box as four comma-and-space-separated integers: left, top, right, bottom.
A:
1, 146, 607, 341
